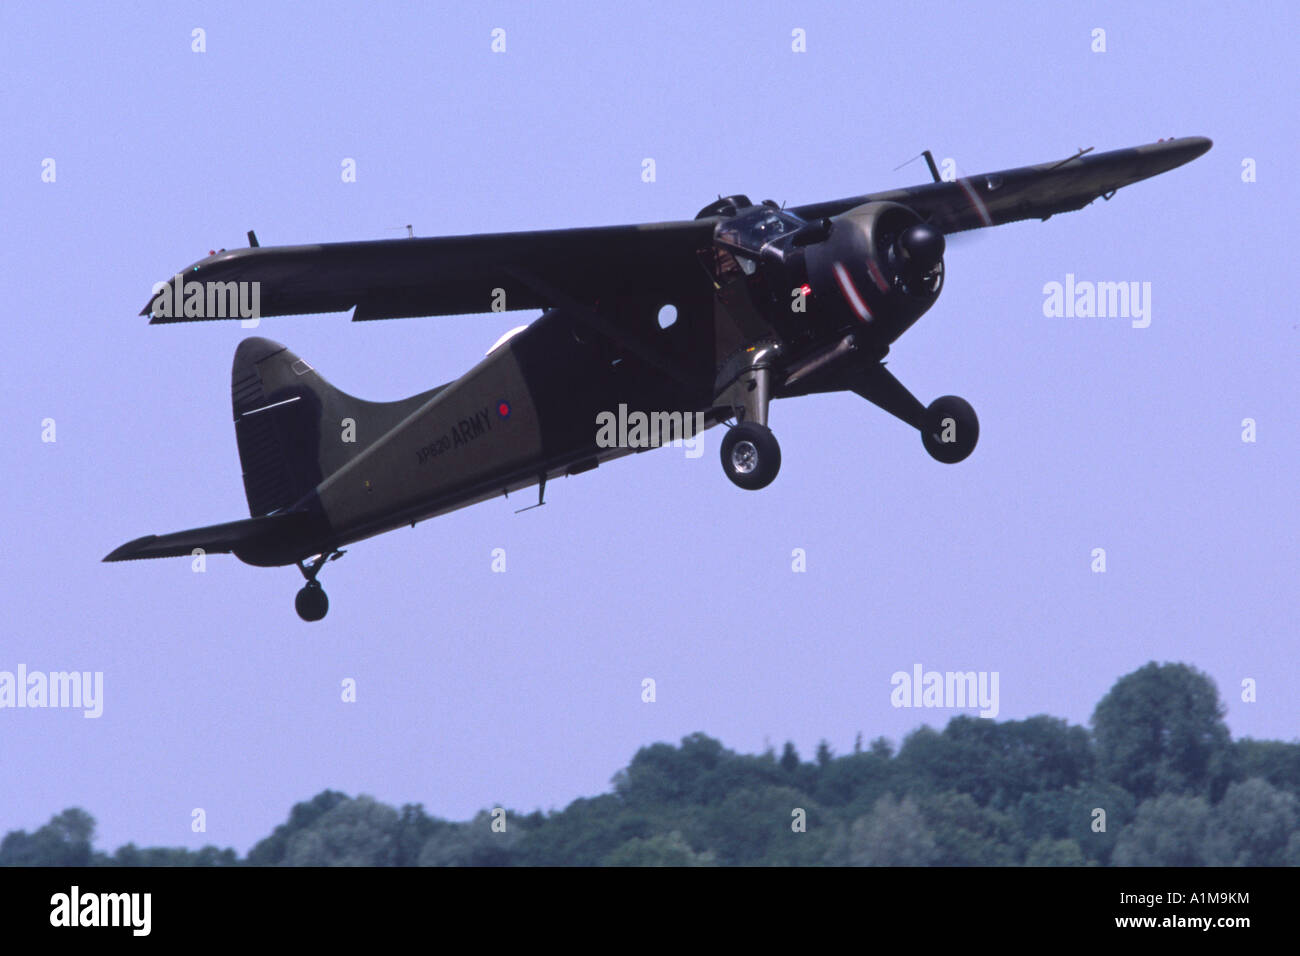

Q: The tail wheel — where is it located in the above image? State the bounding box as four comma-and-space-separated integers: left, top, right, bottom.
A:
720, 421, 782, 490
295, 581, 329, 622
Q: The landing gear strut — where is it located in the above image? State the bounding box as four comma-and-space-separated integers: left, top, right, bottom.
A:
294, 550, 344, 622
714, 339, 783, 491
850, 363, 979, 464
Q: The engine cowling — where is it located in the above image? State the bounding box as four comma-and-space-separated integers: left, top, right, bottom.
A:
801, 201, 945, 347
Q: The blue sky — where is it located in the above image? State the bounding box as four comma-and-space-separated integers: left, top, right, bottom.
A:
2, 1, 1296, 854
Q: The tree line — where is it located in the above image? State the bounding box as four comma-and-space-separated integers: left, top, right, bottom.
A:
4, 661, 1297, 866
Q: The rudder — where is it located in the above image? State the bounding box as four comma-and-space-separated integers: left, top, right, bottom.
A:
231, 337, 441, 516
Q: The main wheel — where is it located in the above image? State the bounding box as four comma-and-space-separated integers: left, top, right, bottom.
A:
720, 421, 781, 490
922, 395, 979, 464
295, 581, 329, 622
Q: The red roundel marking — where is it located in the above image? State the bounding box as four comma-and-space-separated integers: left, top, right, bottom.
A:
497, 401, 511, 418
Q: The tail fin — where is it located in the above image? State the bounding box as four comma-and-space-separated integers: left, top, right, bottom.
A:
232, 337, 441, 516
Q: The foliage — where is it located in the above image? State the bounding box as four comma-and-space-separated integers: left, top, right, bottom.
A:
837, 795, 936, 866
1091, 662, 1237, 801
4, 662, 1295, 867
604, 831, 716, 866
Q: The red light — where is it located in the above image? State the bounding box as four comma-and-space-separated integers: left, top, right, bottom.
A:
799, 284, 812, 296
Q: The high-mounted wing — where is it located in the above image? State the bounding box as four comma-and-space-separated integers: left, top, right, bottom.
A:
142, 219, 717, 323
789, 137, 1212, 235
142, 137, 1209, 325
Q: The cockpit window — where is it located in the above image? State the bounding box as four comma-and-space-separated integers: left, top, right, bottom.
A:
716, 209, 803, 252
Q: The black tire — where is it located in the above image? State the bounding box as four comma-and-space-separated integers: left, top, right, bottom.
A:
295, 582, 329, 622
720, 421, 781, 490
922, 395, 979, 464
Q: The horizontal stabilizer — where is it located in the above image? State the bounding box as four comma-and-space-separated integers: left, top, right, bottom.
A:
103, 510, 327, 568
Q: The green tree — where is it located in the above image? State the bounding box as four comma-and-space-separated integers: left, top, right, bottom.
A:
418, 810, 525, 866
815, 740, 833, 767
814, 749, 896, 811
282, 795, 400, 866
1235, 738, 1300, 797
190, 845, 239, 866
840, 794, 937, 866
1014, 783, 1135, 866
392, 803, 449, 867
1025, 837, 1086, 866
604, 831, 716, 866
0, 809, 96, 866
1205, 778, 1298, 866
1092, 662, 1236, 801
918, 792, 1022, 866
896, 716, 1092, 809
702, 786, 825, 865
516, 795, 651, 867
693, 752, 785, 808
779, 742, 800, 774
246, 790, 350, 866
109, 843, 237, 866
1112, 794, 1213, 866
612, 733, 729, 807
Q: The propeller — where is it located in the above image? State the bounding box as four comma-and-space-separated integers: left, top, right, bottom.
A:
892, 223, 945, 282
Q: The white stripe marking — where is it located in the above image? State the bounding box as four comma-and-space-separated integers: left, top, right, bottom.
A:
958, 177, 993, 227
833, 261, 872, 321
241, 395, 302, 418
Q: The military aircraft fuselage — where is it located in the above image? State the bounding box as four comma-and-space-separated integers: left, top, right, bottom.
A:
290, 306, 714, 565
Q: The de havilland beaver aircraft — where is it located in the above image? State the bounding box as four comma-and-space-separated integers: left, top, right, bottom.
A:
106, 136, 1211, 620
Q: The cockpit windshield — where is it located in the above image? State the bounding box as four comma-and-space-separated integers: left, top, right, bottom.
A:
715, 208, 803, 253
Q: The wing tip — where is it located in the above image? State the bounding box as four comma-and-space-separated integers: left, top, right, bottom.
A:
103, 536, 161, 562
1148, 135, 1213, 170
1188, 135, 1213, 158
